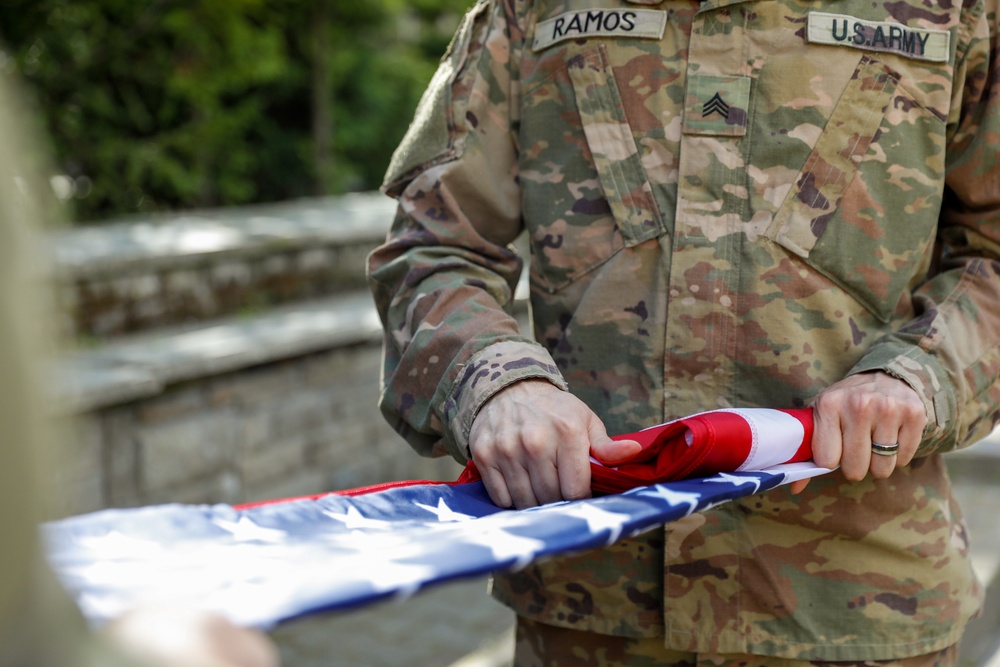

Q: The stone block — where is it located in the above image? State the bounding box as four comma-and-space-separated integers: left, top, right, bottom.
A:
297, 247, 334, 272
148, 469, 243, 506
206, 363, 300, 408
326, 460, 381, 492
240, 433, 310, 488
102, 407, 142, 508
47, 415, 105, 517
138, 410, 239, 493
136, 385, 206, 424
243, 469, 330, 506
235, 409, 274, 453
272, 391, 338, 436
302, 422, 369, 471
211, 261, 253, 286
130, 274, 161, 300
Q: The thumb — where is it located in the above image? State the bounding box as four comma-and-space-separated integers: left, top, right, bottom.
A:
590, 430, 642, 465
596, 438, 642, 464
789, 478, 811, 495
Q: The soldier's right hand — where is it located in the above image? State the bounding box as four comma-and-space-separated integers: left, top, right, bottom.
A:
468, 379, 641, 509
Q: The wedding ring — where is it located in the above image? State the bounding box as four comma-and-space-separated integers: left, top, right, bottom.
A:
871, 442, 900, 457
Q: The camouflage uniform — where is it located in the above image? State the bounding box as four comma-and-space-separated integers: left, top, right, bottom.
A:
368, 0, 1000, 661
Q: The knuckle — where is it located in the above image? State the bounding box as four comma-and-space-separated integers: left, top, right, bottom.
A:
562, 476, 590, 501
520, 430, 550, 459
490, 437, 520, 463
848, 392, 877, 415
813, 452, 838, 469
905, 402, 928, 425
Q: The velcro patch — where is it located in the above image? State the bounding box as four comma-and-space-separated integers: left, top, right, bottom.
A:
533, 9, 666, 51
682, 75, 752, 137
806, 12, 950, 63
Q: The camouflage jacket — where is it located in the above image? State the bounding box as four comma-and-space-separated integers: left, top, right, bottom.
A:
368, 0, 1000, 660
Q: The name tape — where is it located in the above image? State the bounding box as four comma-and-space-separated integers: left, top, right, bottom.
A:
533, 9, 666, 51
807, 12, 950, 63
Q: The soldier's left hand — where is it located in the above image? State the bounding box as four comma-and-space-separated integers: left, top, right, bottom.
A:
790, 371, 927, 493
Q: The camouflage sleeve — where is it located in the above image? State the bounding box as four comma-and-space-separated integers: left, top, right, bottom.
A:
849, 0, 1000, 454
367, 0, 567, 463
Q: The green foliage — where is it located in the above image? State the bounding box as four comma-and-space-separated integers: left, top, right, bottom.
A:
0, 0, 470, 223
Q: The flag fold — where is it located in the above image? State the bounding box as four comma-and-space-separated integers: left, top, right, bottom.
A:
43, 408, 830, 629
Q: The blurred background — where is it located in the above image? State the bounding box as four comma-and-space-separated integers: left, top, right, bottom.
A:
1, 2, 997, 666
1, 2, 520, 665
0, 0, 469, 223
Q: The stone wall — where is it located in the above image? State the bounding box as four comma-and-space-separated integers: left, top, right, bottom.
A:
49, 195, 489, 518
52, 193, 393, 338
52, 342, 462, 517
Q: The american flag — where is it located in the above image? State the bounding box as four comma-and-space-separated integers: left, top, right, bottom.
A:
43, 409, 829, 629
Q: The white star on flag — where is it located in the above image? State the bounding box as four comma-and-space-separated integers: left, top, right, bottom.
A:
215, 516, 286, 543
631, 485, 702, 512
555, 502, 631, 544
342, 549, 440, 597
414, 498, 475, 522
76, 531, 163, 558
322, 505, 393, 530
704, 472, 762, 494
456, 513, 547, 569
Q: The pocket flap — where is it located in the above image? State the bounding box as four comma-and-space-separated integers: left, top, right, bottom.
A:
567, 46, 665, 247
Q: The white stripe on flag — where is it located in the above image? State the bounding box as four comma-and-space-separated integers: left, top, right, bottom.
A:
729, 409, 806, 471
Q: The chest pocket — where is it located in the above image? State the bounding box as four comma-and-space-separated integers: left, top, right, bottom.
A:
521, 44, 666, 293
763, 55, 945, 322
568, 47, 665, 246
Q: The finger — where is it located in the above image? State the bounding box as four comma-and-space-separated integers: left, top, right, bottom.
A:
869, 425, 899, 480
503, 461, 541, 509
555, 416, 607, 502
895, 405, 926, 467
514, 422, 563, 504
477, 463, 513, 508
895, 420, 922, 468
528, 457, 563, 506
556, 442, 592, 502
789, 478, 810, 495
838, 409, 872, 481
593, 437, 642, 464
810, 406, 844, 470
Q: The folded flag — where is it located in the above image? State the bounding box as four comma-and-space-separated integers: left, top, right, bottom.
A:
43, 408, 829, 629
460, 407, 815, 493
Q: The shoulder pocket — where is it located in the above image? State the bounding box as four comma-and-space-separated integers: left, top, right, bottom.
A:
381, 0, 493, 196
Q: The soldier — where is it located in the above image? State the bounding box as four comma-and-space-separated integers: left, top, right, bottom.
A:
368, 0, 1000, 664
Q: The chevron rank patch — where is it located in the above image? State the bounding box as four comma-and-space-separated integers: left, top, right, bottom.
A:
682, 75, 752, 136
807, 12, 951, 63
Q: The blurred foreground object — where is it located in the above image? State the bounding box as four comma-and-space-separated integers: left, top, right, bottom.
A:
0, 67, 278, 667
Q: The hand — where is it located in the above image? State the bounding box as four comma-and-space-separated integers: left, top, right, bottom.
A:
468, 380, 641, 508
790, 371, 927, 494
103, 605, 280, 667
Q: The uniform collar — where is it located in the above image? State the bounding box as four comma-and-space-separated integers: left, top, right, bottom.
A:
623, 0, 758, 11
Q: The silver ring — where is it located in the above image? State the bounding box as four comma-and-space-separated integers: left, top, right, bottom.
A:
871, 442, 900, 457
